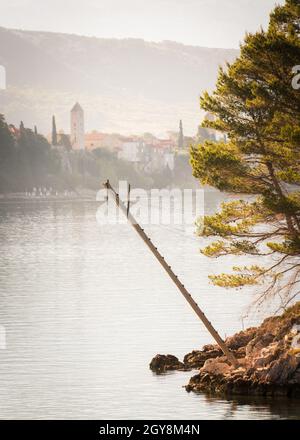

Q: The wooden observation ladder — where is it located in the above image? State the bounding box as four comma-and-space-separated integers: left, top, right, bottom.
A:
104, 180, 238, 368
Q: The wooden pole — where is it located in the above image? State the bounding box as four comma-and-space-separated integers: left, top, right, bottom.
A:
104, 180, 239, 368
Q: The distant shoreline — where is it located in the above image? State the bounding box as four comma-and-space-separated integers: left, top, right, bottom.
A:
0, 192, 96, 203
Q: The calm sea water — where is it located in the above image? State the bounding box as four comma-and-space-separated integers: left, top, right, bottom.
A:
0, 192, 299, 420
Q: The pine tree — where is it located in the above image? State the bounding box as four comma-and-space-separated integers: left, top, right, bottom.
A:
190, 0, 300, 308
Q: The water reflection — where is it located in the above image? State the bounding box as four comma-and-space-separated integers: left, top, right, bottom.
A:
0, 196, 299, 419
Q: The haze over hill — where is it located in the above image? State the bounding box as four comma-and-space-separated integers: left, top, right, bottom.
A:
0, 27, 238, 135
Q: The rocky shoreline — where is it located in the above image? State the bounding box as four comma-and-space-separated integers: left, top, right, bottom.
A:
150, 303, 300, 398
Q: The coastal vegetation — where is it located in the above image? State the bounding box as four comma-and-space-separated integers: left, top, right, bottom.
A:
191, 0, 300, 309
0, 115, 61, 192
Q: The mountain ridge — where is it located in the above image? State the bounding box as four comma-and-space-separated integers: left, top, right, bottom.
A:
3, 27, 238, 52
0, 27, 239, 135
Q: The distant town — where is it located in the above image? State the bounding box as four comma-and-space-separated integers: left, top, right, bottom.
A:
1, 103, 227, 196
52, 103, 221, 171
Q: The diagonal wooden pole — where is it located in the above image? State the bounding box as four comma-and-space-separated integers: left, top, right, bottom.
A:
104, 180, 239, 368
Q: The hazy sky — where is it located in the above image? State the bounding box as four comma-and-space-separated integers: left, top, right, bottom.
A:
0, 0, 284, 48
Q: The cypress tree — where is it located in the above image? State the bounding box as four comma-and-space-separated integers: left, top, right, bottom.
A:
52, 115, 57, 146
178, 120, 184, 149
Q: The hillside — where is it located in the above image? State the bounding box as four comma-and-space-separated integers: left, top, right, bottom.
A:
0, 27, 238, 135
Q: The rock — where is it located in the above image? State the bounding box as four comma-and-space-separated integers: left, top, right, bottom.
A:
149, 354, 186, 374
151, 302, 300, 399
202, 344, 217, 352
200, 358, 232, 376
236, 346, 247, 358
264, 353, 300, 384
286, 324, 300, 350
183, 348, 222, 369
225, 328, 257, 351
291, 324, 300, 336
246, 332, 274, 357
251, 342, 282, 369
